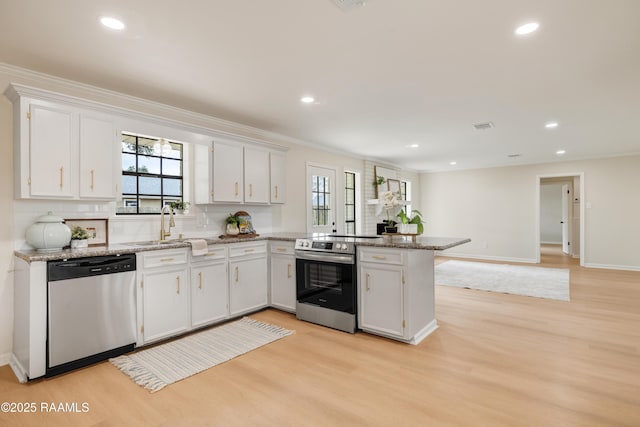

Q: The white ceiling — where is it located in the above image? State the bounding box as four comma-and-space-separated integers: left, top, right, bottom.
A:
1, 0, 639, 171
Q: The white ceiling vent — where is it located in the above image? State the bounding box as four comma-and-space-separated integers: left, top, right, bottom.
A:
331, 0, 367, 11
473, 121, 494, 130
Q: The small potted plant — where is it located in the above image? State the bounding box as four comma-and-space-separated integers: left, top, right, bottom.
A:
225, 213, 240, 235
70, 225, 90, 249
396, 208, 424, 235
169, 201, 190, 214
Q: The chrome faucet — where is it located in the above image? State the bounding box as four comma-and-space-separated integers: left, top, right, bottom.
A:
160, 205, 176, 241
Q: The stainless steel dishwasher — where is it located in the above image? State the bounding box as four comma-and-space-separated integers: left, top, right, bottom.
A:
47, 254, 136, 377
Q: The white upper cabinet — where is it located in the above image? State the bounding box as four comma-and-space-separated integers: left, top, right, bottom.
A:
244, 146, 270, 204
6, 84, 118, 200
213, 140, 244, 203
28, 104, 76, 199
79, 115, 117, 199
270, 151, 286, 204
194, 138, 287, 205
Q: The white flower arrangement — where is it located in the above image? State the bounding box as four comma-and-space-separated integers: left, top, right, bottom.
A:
377, 190, 401, 223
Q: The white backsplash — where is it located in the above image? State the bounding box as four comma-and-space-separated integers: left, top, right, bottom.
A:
13, 200, 273, 250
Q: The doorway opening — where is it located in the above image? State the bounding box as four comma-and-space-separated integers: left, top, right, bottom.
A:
536, 173, 584, 266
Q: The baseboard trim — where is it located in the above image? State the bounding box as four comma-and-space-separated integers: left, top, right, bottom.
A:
438, 252, 538, 264
0, 352, 11, 366
9, 354, 28, 383
584, 263, 640, 272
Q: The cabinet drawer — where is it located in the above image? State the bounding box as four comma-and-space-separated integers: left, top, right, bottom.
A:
140, 249, 189, 269
358, 248, 404, 265
190, 246, 227, 263
229, 242, 267, 258
270, 241, 294, 255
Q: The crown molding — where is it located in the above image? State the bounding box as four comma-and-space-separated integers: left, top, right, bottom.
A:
0, 63, 297, 151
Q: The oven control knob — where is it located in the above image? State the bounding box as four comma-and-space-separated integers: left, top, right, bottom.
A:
304, 241, 310, 247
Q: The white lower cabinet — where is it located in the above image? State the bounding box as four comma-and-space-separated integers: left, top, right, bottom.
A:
359, 262, 405, 338
138, 249, 190, 344
357, 247, 437, 345
190, 247, 229, 328
229, 242, 268, 316
269, 241, 296, 312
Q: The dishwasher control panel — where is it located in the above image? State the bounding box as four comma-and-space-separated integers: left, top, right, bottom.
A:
48, 254, 136, 281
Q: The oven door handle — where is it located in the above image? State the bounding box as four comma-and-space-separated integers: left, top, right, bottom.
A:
295, 251, 355, 265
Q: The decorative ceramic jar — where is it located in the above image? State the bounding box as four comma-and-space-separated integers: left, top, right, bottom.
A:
25, 212, 71, 252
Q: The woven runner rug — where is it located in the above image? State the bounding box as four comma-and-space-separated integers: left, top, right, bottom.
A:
435, 260, 570, 301
110, 317, 294, 392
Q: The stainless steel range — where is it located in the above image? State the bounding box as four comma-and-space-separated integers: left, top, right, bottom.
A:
295, 237, 358, 333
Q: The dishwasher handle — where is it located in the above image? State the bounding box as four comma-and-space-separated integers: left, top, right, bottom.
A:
48, 254, 136, 281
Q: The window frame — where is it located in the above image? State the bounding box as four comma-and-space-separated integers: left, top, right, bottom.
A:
118, 132, 185, 215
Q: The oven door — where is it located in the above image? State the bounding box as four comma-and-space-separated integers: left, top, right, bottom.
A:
296, 253, 356, 314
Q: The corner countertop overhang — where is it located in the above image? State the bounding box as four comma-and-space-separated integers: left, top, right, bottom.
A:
14, 233, 471, 263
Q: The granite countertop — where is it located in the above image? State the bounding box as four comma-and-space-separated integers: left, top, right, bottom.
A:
355, 236, 471, 250
14, 233, 470, 262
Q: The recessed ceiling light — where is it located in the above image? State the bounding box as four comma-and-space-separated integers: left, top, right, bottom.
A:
515, 22, 539, 35
545, 122, 559, 128
300, 96, 315, 104
405, 144, 419, 148
449, 161, 457, 166
100, 16, 125, 30
556, 150, 566, 155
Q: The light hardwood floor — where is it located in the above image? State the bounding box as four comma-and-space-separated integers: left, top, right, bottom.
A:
1, 251, 639, 427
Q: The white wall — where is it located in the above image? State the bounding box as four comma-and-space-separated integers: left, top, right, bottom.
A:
420, 155, 640, 270
0, 75, 14, 365
540, 183, 563, 244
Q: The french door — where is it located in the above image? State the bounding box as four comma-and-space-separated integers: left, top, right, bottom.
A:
307, 164, 337, 234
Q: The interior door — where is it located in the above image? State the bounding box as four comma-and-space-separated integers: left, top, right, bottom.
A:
561, 184, 570, 254
307, 165, 337, 234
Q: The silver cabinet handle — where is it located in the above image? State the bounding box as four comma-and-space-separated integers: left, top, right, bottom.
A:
287, 264, 292, 279
235, 266, 239, 282
176, 276, 181, 294
198, 271, 203, 289
366, 273, 370, 291
90, 169, 95, 191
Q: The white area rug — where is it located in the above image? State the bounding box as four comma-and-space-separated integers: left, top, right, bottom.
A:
110, 317, 294, 392
435, 260, 570, 301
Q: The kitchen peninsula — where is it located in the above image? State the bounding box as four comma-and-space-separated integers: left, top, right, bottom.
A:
12, 233, 469, 382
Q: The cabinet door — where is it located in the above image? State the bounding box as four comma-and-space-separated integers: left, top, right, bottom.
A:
270, 254, 296, 312
244, 147, 270, 204
29, 104, 76, 198
270, 152, 286, 204
193, 143, 212, 204
359, 263, 405, 338
142, 267, 189, 343
229, 256, 268, 316
191, 262, 228, 327
79, 115, 116, 199
212, 140, 243, 203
